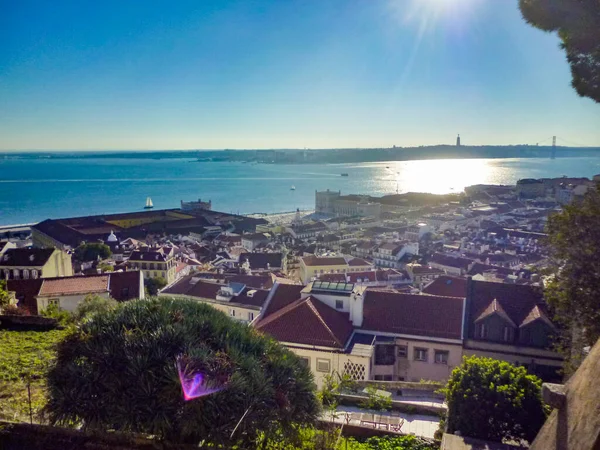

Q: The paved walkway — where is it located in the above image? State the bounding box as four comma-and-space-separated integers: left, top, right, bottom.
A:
321, 405, 440, 439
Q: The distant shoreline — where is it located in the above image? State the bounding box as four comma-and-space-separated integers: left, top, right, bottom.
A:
2, 145, 600, 165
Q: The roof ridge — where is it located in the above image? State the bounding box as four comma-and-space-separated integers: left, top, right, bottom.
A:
305, 296, 348, 348
256, 297, 305, 328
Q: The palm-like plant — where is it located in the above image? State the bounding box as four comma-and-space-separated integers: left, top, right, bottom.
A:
45, 297, 320, 447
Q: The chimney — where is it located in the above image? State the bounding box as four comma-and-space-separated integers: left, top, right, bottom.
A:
349, 289, 364, 327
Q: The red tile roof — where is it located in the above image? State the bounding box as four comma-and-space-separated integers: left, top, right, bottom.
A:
302, 255, 347, 267
224, 274, 273, 289
129, 246, 174, 262
422, 276, 467, 298
163, 278, 222, 298
347, 257, 371, 266
430, 253, 473, 270
466, 279, 549, 338
261, 283, 304, 317
162, 276, 269, 307
362, 290, 463, 340
256, 296, 353, 348
409, 265, 445, 275
39, 276, 109, 296
475, 298, 517, 327
521, 304, 554, 328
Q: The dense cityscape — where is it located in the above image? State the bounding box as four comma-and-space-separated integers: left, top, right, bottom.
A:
2, 171, 600, 448
2, 0, 600, 448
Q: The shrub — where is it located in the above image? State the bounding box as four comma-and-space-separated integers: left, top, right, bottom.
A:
359, 386, 392, 411
45, 297, 320, 447
73, 294, 117, 321
443, 356, 547, 444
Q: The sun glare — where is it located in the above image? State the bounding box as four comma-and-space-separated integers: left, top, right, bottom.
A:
390, 0, 482, 28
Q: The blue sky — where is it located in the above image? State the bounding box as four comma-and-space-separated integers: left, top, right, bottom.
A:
1, 0, 599, 150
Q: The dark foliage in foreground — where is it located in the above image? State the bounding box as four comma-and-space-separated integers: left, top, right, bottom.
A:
45, 297, 320, 447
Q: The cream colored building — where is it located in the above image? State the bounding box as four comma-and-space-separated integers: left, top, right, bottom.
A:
299, 255, 373, 284
256, 281, 465, 386
128, 246, 176, 284
5, 271, 144, 314
0, 248, 73, 280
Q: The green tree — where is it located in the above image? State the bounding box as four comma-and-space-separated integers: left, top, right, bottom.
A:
45, 297, 320, 447
74, 243, 112, 262
545, 182, 600, 372
144, 276, 167, 295
97, 262, 114, 272
0, 280, 12, 309
520, 0, 600, 103
443, 356, 546, 444
41, 304, 73, 327
73, 293, 117, 322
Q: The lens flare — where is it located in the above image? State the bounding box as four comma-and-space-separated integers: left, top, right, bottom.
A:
177, 357, 223, 401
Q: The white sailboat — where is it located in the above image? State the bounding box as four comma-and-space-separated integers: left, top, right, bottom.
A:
290, 185, 296, 190
144, 197, 154, 209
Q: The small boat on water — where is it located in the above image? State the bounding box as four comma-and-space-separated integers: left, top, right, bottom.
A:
290, 185, 296, 190
341, 173, 349, 177
144, 197, 154, 209
386, 166, 390, 169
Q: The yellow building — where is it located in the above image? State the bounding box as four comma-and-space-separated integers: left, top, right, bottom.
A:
0, 248, 73, 280
299, 255, 373, 284
128, 246, 176, 284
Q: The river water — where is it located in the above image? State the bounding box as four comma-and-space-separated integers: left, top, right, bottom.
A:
2, 156, 600, 225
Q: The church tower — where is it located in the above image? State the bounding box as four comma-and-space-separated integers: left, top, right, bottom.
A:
456, 134, 461, 147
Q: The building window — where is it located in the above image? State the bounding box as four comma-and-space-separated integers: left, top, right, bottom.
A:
434, 350, 449, 365
375, 344, 396, 365
31, 270, 38, 279
22, 269, 29, 279
374, 375, 392, 381
397, 345, 408, 358
162, 271, 166, 278
13, 269, 19, 279
3, 269, 9, 279
479, 323, 487, 339
335, 300, 343, 310
229, 309, 235, 317
414, 348, 428, 362
503, 326, 512, 342
316, 358, 331, 373
299, 357, 310, 368
121, 287, 129, 298
48, 298, 60, 307
248, 312, 254, 321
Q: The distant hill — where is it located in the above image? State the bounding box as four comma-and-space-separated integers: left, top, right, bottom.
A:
2, 145, 600, 163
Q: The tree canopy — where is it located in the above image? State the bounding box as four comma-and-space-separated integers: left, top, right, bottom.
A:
73, 243, 112, 262
0, 280, 12, 309
144, 276, 167, 295
73, 293, 117, 322
444, 356, 546, 444
45, 297, 320, 447
545, 182, 600, 372
520, 0, 600, 103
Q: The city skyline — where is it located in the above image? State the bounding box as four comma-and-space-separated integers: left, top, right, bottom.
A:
1, 0, 600, 151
